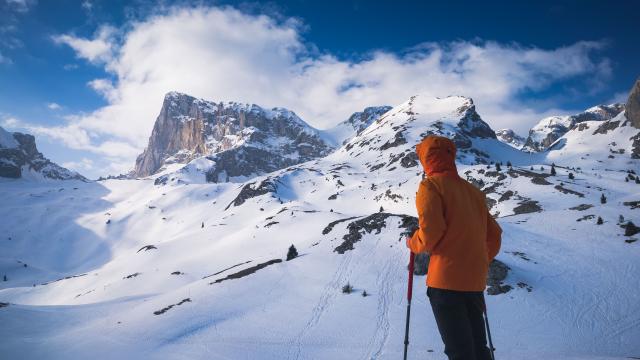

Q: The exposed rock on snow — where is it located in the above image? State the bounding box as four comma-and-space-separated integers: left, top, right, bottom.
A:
225, 177, 280, 209
569, 204, 594, 211
209, 259, 282, 284
0, 126, 86, 180
513, 200, 542, 214
153, 298, 191, 315
326, 213, 418, 254
487, 259, 511, 295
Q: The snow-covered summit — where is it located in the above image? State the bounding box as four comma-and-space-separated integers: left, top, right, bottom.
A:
522, 103, 625, 152
320, 105, 392, 147
335, 95, 525, 173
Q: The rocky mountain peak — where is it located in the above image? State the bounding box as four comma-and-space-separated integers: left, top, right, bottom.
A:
136, 92, 333, 183
626, 78, 640, 129
495, 129, 526, 149
0, 126, 86, 180
522, 103, 625, 152
337, 95, 516, 174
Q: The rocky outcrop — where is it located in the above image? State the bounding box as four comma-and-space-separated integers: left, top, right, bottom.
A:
626, 78, 640, 129
495, 129, 525, 149
134, 92, 332, 178
523, 104, 625, 152
0, 127, 85, 180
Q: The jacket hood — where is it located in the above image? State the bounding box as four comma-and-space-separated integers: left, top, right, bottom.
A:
415, 135, 458, 177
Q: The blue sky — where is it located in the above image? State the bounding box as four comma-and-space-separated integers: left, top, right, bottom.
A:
0, 0, 638, 178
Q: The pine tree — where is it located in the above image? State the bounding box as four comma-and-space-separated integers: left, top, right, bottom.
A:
286, 244, 298, 261
362, 290, 368, 297
201, 222, 204, 228
342, 283, 353, 294
636, 178, 640, 184
619, 215, 625, 223
495, 162, 502, 172
550, 163, 556, 176
507, 161, 512, 168
568, 172, 574, 180
596, 216, 603, 225
379, 206, 384, 212
600, 193, 607, 204
3, 275, 6, 282
530, 166, 534, 170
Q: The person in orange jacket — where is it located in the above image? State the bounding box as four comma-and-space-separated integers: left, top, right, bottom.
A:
406, 135, 502, 360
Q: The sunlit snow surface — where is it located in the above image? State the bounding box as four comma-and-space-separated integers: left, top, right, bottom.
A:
1, 95, 639, 359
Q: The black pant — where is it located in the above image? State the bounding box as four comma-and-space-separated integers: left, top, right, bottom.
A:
427, 287, 492, 360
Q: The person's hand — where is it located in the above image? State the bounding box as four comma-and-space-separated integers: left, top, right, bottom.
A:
405, 236, 412, 250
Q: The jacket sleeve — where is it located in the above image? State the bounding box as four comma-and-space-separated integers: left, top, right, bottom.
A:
486, 211, 502, 261
409, 179, 446, 254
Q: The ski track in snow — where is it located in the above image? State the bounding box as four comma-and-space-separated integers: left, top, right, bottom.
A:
289, 252, 354, 360
363, 255, 395, 360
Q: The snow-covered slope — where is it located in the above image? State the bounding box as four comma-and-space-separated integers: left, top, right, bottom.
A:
0, 126, 86, 180
1, 94, 639, 360
523, 104, 625, 152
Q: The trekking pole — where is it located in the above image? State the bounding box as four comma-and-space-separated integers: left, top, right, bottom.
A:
482, 295, 496, 360
403, 252, 415, 360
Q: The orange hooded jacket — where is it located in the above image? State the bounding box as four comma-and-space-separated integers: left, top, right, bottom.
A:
408, 135, 502, 292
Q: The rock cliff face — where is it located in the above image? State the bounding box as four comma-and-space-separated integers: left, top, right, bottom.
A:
0, 127, 85, 180
626, 78, 640, 129
522, 104, 625, 152
495, 129, 526, 149
134, 92, 332, 179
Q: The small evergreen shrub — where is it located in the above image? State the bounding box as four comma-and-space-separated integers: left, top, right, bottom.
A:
342, 283, 353, 294
286, 245, 298, 261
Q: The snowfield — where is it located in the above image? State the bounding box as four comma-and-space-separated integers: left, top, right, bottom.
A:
1, 95, 639, 359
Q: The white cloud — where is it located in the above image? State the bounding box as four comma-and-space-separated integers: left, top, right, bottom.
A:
5, 0, 34, 13
0, 51, 11, 64
53, 25, 116, 64
1, 116, 20, 128
47, 102, 61, 110
46, 6, 612, 175
81, 0, 92, 11
62, 157, 94, 172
